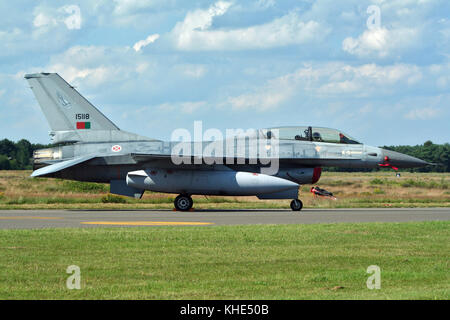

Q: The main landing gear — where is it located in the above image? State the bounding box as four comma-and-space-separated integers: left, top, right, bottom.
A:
173, 194, 303, 212
290, 199, 303, 211
174, 194, 193, 211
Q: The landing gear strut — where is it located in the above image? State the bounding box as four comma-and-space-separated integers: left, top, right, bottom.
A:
174, 194, 193, 211
290, 199, 303, 211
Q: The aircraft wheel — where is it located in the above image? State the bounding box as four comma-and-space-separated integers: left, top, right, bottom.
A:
174, 194, 193, 211
290, 199, 303, 211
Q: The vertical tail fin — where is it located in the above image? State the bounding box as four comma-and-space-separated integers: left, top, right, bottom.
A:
25, 72, 155, 144
25, 73, 119, 132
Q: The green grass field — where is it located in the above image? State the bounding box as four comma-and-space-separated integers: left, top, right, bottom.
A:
0, 221, 448, 299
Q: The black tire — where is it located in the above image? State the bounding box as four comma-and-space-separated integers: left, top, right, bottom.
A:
290, 199, 303, 211
174, 194, 193, 211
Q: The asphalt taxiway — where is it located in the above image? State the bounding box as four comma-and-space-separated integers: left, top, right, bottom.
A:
0, 208, 448, 229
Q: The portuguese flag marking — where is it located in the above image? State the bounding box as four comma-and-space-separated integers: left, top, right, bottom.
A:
76, 122, 91, 129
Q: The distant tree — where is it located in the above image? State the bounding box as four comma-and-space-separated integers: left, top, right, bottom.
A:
0, 139, 16, 158
0, 138, 53, 170
0, 155, 11, 170
15, 139, 33, 169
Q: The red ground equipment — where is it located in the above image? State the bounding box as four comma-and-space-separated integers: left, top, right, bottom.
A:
310, 186, 336, 200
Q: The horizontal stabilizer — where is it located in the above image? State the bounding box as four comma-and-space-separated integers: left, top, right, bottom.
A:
31, 155, 97, 177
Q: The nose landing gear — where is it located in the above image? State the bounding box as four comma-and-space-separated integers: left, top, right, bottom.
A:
174, 194, 193, 211
290, 199, 303, 211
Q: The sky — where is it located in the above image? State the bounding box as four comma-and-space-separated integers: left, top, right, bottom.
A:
0, 0, 449, 146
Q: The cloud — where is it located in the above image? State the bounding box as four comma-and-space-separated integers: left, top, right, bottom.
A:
225, 62, 427, 112
33, 12, 58, 29
1, 0, 449, 145
0, 3, 84, 59
38, 44, 213, 110
404, 107, 440, 120
133, 33, 160, 51
255, 0, 276, 9
228, 88, 292, 112
227, 72, 294, 111
170, 1, 327, 51
0, 28, 24, 47
106, 0, 176, 27
174, 64, 207, 78
160, 101, 208, 114
113, 0, 159, 16
44, 45, 139, 88
32, 4, 82, 32
342, 27, 419, 58
328, 63, 416, 90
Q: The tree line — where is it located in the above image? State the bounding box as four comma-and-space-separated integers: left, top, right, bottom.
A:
382, 140, 449, 172
0, 139, 51, 170
0, 138, 449, 172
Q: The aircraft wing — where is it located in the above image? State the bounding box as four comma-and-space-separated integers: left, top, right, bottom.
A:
278, 157, 362, 166
131, 153, 262, 165
131, 153, 172, 162
31, 154, 98, 177
130, 153, 361, 167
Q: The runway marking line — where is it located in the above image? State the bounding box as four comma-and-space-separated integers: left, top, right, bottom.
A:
81, 221, 214, 226
0, 216, 62, 220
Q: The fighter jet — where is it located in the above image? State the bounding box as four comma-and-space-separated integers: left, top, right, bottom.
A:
25, 73, 430, 211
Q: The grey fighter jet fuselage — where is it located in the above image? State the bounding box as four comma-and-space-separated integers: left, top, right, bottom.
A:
25, 73, 430, 211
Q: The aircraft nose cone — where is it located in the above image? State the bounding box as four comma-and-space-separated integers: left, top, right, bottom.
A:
381, 149, 430, 168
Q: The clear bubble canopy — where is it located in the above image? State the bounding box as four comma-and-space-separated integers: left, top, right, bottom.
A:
262, 126, 361, 144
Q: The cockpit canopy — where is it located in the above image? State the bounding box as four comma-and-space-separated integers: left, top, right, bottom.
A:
263, 126, 361, 144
